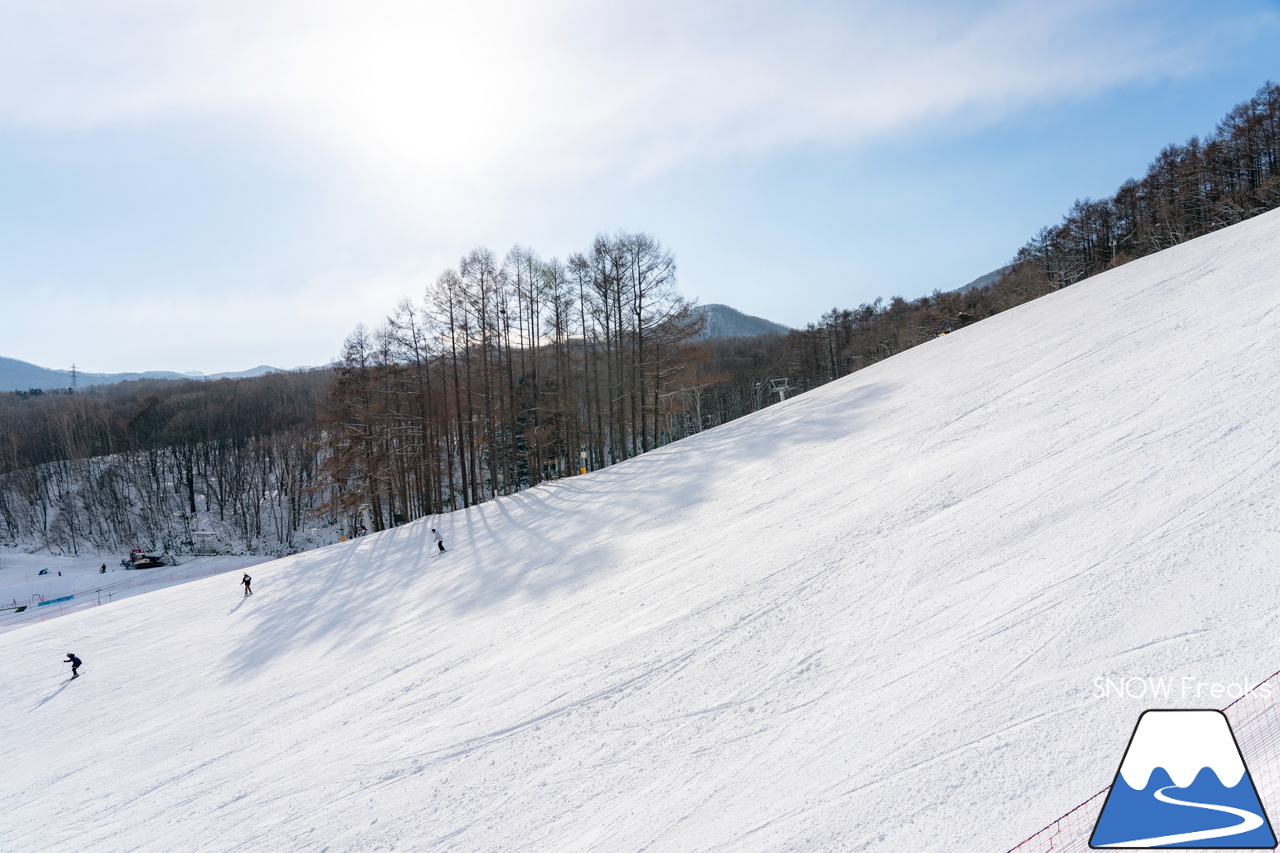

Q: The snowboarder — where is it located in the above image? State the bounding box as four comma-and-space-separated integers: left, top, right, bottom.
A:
242, 573, 253, 596
99, 564, 106, 574
65, 652, 81, 679
432, 528, 445, 553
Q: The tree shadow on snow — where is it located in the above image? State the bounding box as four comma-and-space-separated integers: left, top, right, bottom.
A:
218, 528, 434, 680
219, 378, 898, 680
428, 379, 899, 613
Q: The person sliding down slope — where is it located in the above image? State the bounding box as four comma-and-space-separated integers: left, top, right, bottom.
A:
432, 529, 446, 553
242, 574, 253, 596
65, 652, 81, 679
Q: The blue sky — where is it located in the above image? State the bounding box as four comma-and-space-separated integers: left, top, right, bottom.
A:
1, 0, 1278, 374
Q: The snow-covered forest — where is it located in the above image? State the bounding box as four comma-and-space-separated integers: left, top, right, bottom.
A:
0, 372, 337, 555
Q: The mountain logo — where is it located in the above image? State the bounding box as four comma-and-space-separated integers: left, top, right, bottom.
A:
1090, 709, 1276, 848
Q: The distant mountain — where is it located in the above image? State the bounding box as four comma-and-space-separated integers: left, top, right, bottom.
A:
696, 304, 790, 339
204, 366, 281, 381
950, 266, 1011, 294
0, 357, 282, 392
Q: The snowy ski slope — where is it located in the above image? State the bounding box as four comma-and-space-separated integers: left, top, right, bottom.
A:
4, 209, 1280, 851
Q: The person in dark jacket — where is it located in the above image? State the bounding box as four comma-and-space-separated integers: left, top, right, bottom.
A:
65, 652, 81, 679
242, 574, 253, 596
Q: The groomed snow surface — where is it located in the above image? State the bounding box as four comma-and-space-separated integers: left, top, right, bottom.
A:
4, 210, 1280, 851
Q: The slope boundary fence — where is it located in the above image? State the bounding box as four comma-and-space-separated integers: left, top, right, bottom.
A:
1007, 667, 1280, 851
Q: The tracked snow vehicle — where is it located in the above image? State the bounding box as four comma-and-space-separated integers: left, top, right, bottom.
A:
121, 549, 171, 569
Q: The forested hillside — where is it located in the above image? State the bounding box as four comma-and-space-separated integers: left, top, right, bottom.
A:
695, 304, 789, 339
0, 372, 334, 554
1008, 81, 1280, 289
699, 81, 1280, 418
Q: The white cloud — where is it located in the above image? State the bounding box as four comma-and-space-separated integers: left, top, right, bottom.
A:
3, 257, 443, 374
0, 0, 1212, 200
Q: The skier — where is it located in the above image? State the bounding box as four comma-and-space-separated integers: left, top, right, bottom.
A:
65, 652, 81, 679
242, 573, 253, 596
99, 564, 106, 574
431, 528, 445, 553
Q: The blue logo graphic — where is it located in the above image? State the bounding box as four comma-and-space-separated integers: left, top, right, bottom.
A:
1091, 709, 1276, 848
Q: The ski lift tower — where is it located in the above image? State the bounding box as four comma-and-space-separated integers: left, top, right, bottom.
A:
769, 378, 792, 402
